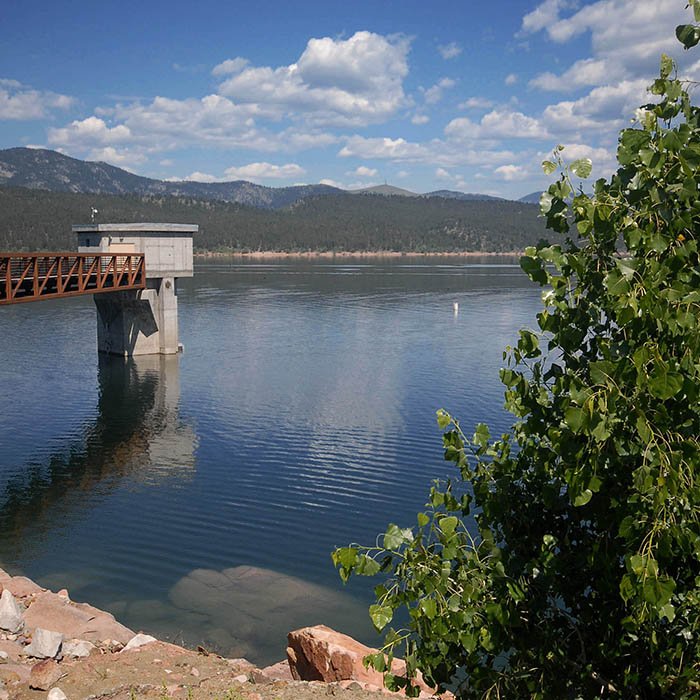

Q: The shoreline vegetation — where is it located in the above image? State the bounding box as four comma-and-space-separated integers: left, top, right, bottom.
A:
193, 250, 523, 259
0, 186, 545, 254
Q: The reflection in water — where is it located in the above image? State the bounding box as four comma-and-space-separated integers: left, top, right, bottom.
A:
0, 354, 196, 550
0, 258, 542, 666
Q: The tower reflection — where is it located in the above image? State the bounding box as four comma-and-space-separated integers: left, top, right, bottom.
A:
0, 354, 197, 538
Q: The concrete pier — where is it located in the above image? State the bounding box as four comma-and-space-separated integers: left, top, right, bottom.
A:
74, 223, 196, 356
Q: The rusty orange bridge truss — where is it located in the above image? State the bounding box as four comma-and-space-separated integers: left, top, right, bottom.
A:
0, 253, 146, 305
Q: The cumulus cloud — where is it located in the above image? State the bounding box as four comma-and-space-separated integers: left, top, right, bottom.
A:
524, 1, 692, 90
338, 135, 516, 169
531, 57, 610, 91
445, 109, 549, 141
86, 146, 147, 170
435, 167, 451, 179
423, 77, 456, 104
458, 97, 495, 110
494, 164, 528, 181
48, 116, 131, 147
211, 57, 249, 76
0, 78, 74, 120
48, 94, 338, 157
541, 78, 649, 137
505, 73, 518, 86
438, 42, 462, 59
319, 178, 345, 188
411, 114, 429, 125
349, 166, 378, 177
183, 171, 219, 182
223, 162, 306, 180
216, 31, 411, 127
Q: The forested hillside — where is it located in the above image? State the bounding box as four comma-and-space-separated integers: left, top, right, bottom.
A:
0, 186, 547, 253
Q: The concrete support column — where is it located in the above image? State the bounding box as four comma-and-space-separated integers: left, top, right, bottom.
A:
94, 276, 179, 356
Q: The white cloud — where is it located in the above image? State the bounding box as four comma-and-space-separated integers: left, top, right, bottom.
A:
347, 180, 381, 190
338, 135, 516, 168
86, 146, 147, 170
319, 178, 345, 188
435, 168, 451, 179
505, 73, 518, 86
438, 42, 462, 59
525, 1, 692, 90
396, 170, 409, 178
223, 162, 306, 180
183, 171, 219, 182
445, 109, 549, 141
531, 57, 610, 91
211, 57, 249, 76
541, 78, 649, 137
48, 94, 338, 157
494, 164, 528, 181
521, 0, 574, 35
0, 78, 74, 120
411, 114, 430, 124
423, 77, 456, 104
216, 31, 411, 127
48, 116, 131, 147
349, 166, 378, 177
458, 97, 495, 110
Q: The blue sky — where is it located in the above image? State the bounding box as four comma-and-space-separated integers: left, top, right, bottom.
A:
1, 1, 697, 199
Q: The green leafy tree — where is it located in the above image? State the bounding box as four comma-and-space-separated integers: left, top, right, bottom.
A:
334, 9, 700, 699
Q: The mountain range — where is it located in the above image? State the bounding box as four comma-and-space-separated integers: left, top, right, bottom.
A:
0, 147, 539, 208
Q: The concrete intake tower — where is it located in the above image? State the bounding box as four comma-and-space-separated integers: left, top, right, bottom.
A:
75, 223, 196, 356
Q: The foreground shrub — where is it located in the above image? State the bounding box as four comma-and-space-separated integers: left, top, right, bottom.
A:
334, 13, 700, 699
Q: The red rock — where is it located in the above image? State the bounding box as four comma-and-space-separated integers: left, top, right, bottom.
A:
23, 592, 134, 644
260, 659, 294, 681
0, 639, 22, 661
29, 658, 63, 690
0, 662, 31, 684
3, 576, 42, 598
286, 625, 446, 697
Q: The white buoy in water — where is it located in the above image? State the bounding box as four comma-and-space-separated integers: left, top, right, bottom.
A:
453, 301, 459, 315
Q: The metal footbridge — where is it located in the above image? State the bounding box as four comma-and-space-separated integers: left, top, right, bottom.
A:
0, 252, 146, 305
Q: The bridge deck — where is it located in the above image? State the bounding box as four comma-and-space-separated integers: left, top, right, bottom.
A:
0, 253, 146, 305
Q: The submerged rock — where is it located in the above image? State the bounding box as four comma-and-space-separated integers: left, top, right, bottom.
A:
168, 565, 367, 663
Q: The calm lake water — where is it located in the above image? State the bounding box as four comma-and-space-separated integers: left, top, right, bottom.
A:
0, 256, 541, 665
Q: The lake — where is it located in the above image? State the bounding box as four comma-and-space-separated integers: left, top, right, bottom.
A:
0, 255, 542, 665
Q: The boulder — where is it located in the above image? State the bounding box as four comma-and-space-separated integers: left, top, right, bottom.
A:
287, 625, 441, 697
121, 633, 157, 652
0, 639, 22, 662
48, 689, 68, 700
62, 639, 95, 658
260, 659, 294, 681
23, 591, 133, 644
2, 576, 42, 599
29, 658, 63, 690
0, 590, 24, 633
23, 628, 64, 659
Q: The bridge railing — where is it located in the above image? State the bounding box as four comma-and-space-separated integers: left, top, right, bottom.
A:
0, 253, 146, 305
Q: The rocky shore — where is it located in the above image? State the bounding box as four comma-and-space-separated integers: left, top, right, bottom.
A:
0, 569, 447, 700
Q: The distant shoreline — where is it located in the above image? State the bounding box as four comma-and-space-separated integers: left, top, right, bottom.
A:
194, 250, 523, 259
